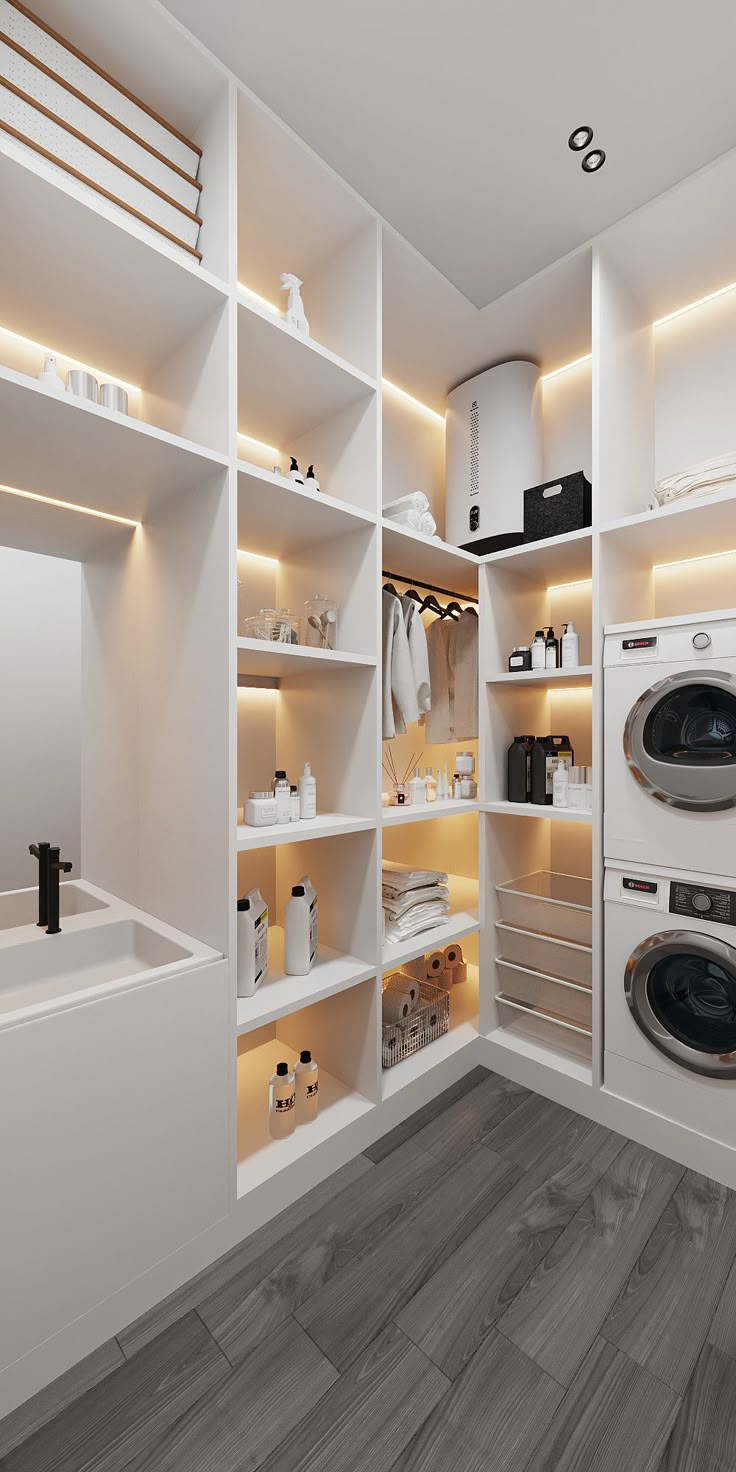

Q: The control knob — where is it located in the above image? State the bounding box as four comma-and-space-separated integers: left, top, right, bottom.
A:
692, 631, 712, 650
692, 891, 713, 913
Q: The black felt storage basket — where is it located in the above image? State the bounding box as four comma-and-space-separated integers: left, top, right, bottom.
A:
523, 471, 592, 544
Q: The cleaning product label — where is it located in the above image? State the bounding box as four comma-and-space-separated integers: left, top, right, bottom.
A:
546, 753, 572, 796
306, 1079, 319, 1099
309, 897, 318, 965
274, 1093, 295, 1113
254, 908, 268, 987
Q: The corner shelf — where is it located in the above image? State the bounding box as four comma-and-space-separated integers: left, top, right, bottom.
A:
600, 486, 736, 565
237, 462, 376, 556
237, 639, 376, 678
381, 967, 479, 1099
487, 666, 593, 688
0, 139, 229, 388
237, 813, 376, 852
236, 1035, 374, 1195
481, 529, 592, 584
0, 366, 228, 532
381, 520, 479, 598
482, 802, 593, 823
382, 910, 480, 972
382, 799, 479, 826
236, 930, 375, 1034
237, 294, 377, 446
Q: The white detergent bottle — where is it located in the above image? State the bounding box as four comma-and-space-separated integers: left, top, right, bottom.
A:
409, 767, 426, 804
294, 1049, 319, 1122
552, 758, 569, 808
269, 1061, 296, 1138
299, 761, 317, 819
236, 888, 268, 997
561, 620, 580, 669
285, 883, 318, 974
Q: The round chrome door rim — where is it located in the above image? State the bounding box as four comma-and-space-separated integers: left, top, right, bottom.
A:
623, 669, 736, 812
625, 929, 736, 1078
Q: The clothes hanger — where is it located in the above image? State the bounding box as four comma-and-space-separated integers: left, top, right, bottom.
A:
441, 600, 463, 620
419, 592, 444, 617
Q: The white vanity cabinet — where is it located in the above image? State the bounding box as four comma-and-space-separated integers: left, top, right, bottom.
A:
0, 958, 229, 1374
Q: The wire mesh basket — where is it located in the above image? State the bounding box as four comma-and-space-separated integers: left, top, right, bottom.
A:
382, 979, 450, 1068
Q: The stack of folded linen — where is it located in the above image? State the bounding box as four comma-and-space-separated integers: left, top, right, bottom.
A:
655, 451, 736, 507
383, 492, 438, 539
382, 861, 450, 944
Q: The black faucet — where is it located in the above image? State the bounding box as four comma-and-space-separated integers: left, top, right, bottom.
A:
29, 842, 73, 934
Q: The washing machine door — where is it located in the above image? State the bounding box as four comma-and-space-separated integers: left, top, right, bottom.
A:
625, 930, 736, 1077
624, 669, 736, 811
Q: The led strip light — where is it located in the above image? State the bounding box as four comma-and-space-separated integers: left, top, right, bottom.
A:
0, 482, 140, 527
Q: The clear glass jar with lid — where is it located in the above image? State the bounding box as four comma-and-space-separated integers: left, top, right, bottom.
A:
303, 594, 338, 650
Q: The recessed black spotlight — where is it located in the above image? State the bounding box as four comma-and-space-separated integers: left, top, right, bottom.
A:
568, 125, 593, 152
582, 148, 606, 173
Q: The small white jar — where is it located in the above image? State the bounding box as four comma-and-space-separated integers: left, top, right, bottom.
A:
456, 751, 475, 776
244, 791, 278, 826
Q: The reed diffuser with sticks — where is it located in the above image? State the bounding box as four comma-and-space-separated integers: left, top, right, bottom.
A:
383, 744, 420, 805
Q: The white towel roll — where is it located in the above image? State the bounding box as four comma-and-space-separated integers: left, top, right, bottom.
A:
382, 988, 413, 1024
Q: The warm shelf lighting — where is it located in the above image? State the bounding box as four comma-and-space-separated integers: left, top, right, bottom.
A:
544, 278, 736, 380
541, 354, 593, 383
236, 684, 279, 697
382, 378, 446, 425
654, 279, 736, 329
0, 483, 140, 528
0, 326, 141, 396
548, 685, 593, 695
237, 431, 282, 460
237, 283, 280, 315
654, 547, 736, 572
547, 577, 593, 592
237, 547, 279, 568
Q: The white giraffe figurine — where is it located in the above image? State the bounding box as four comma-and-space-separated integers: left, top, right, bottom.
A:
280, 273, 310, 337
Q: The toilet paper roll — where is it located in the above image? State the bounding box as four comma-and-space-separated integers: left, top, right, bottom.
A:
444, 944, 463, 968
401, 956, 426, 983
425, 951, 445, 978
382, 988, 413, 1024
386, 974, 420, 1009
452, 960, 468, 985
436, 970, 454, 992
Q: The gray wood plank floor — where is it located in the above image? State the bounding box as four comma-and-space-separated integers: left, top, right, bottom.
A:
4, 1070, 736, 1472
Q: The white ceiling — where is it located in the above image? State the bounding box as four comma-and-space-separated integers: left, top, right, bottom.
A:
165, 0, 736, 308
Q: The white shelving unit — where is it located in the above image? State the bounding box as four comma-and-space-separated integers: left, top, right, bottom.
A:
5, 0, 736, 1420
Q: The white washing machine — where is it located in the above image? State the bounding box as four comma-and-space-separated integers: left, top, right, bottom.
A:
605, 860, 736, 1151
604, 609, 736, 874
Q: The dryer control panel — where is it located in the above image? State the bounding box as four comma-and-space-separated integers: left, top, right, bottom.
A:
669, 881, 736, 926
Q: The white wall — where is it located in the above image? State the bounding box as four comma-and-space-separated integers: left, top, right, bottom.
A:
0, 548, 81, 891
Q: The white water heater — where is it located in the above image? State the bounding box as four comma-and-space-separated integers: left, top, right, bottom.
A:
445, 360, 542, 551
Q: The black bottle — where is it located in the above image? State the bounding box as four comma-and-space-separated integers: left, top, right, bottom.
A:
545, 625, 559, 669
531, 734, 574, 805
507, 736, 535, 803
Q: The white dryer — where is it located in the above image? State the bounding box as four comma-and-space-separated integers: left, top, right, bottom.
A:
604, 609, 736, 874
605, 860, 736, 1154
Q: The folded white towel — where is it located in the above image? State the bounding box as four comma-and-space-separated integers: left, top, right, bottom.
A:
655, 451, 736, 506
383, 492, 430, 516
382, 885, 449, 919
383, 901, 451, 944
382, 862, 449, 891
384, 508, 423, 531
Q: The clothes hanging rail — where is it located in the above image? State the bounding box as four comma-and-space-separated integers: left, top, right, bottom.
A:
381, 570, 478, 605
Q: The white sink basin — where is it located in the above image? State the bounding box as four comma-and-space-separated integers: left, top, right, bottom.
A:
0, 882, 108, 932
0, 920, 192, 1015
